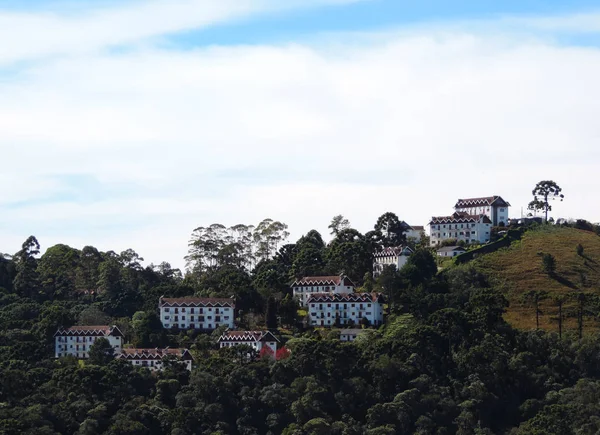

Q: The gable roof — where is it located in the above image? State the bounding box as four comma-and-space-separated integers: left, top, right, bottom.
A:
218, 330, 280, 343
436, 246, 467, 253
292, 275, 354, 287
307, 292, 384, 304
429, 212, 492, 225
454, 196, 511, 208
117, 348, 193, 361
159, 296, 235, 308
54, 325, 124, 337
373, 246, 414, 258
407, 225, 424, 231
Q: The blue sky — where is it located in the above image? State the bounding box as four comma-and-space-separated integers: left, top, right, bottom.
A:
1, 0, 599, 268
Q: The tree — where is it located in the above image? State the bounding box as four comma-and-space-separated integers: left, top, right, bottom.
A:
523, 290, 549, 330
328, 215, 350, 236
266, 296, 278, 330
576, 244, 584, 257
13, 236, 41, 300
528, 180, 564, 222
88, 337, 115, 364
78, 306, 111, 326
374, 213, 407, 247
279, 294, 298, 327
541, 253, 556, 276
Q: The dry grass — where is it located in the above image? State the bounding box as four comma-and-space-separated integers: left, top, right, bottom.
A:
473, 226, 600, 332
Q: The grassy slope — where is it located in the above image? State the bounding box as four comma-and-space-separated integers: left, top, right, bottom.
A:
472, 226, 600, 332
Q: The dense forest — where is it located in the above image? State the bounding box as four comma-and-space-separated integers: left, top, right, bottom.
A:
1, 214, 600, 434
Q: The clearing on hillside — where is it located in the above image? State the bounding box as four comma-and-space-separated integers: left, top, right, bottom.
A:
473, 226, 600, 332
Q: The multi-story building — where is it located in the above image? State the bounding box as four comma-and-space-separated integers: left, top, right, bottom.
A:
116, 348, 193, 371
307, 293, 385, 327
217, 330, 279, 354
429, 212, 493, 246
54, 325, 123, 359
404, 225, 424, 242
454, 196, 510, 226
292, 275, 355, 307
158, 296, 235, 330
373, 246, 414, 277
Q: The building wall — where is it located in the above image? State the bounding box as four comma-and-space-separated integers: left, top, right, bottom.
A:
373, 254, 410, 277
125, 358, 192, 371
429, 221, 491, 246
455, 205, 509, 226
293, 283, 354, 307
308, 300, 384, 327
55, 335, 122, 359
405, 229, 422, 241
160, 306, 234, 330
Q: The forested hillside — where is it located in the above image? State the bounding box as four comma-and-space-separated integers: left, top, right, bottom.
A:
2, 216, 600, 434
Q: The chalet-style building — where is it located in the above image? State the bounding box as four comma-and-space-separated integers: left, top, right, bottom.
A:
340, 328, 367, 342
54, 325, 123, 359
373, 246, 414, 277
158, 296, 235, 330
307, 293, 385, 327
217, 330, 279, 354
116, 348, 193, 371
436, 246, 467, 257
429, 212, 492, 246
404, 225, 424, 242
454, 196, 510, 226
292, 275, 355, 307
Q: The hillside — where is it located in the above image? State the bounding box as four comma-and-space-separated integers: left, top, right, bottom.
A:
473, 226, 600, 332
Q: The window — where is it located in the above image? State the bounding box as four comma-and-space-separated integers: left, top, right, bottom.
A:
182, 308, 186, 312
471, 231, 475, 234
165, 324, 170, 327
182, 316, 186, 320
165, 308, 170, 312
500, 208, 505, 212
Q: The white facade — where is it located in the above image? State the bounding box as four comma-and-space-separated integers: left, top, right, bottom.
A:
373, 246, 414, 277
454, 196, 510, 227
292, 275, 355, 307
405, 225, 424, 242
218, 330, 279, 355
54, 326, 123, 359
429, 212, 492, 246
436, 246, 467, 257
116, 348, 193, 371
307, 293, 384, 327
159, 296, 235, 330
340, 329, 366, 342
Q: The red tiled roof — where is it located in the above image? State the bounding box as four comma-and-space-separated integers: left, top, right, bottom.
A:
454, 196, 510, 208
53, 325, 124, 337
159, 297, 235, 308
218, 330, 279, 343
307, 292, 384, 303
117, 348, 192, 360
294, 275, 341, 285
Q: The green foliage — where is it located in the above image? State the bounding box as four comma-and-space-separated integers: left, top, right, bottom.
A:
88, 337, 115, 365
541, 253, 556, 275
528, 180, 565, 221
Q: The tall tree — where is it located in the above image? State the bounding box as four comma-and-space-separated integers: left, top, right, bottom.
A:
88, 337, 115, 365
13, 236, 41, 300
541, 253, 557, 276
523, 290, 549, 330
528, 180, 564, 222
266, 296, 278, 330
328, 215, 350, 236
374, 213, 407, 247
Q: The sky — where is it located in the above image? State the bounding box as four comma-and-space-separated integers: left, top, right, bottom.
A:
1, 0, 600, 271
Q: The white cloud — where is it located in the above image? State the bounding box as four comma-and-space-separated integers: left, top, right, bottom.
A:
0, 0, 368, 64
1, 10, 600, 269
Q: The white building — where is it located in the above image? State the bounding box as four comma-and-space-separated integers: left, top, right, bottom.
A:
340, 328, 367, 342
116, 348, 193, 371
404, 225, 425, 242
159, 296, 235, 330
217, 330, 279, 355
373, 246, 414, 277
429, 212, 493, 246
454, 196, 510, 227
436, 246, 467, 257
54, 325, 123, 359
307, 293, 385, 327
292, 275, 355, 307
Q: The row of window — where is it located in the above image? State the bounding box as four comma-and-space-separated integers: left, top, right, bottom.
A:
164, 315, 229, 321
312, 312, 372, 318
56, 336, 106, 342
310, 303, 373, 309
163, 323, 224, 329
433, 223, 477, 230
294, 286, 335, 292
163, 307, 230, 314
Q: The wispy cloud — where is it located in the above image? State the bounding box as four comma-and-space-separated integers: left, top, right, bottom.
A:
0, 0, 369, 64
